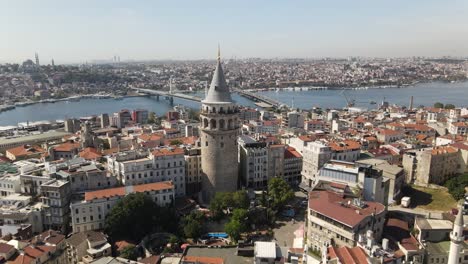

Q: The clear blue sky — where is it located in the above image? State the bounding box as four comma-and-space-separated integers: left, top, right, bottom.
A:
1, 0, 467, 64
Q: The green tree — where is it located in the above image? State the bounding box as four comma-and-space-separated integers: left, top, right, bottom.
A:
444, 173, 468, 200
434, 102, 444, 108
188, 109, 200, 120
232, 191, 250, 209
170, 139, 184, 146
119, 245, 138, 260
209, 193, 227, 219
104, 193, 176, 241
148, 112, 157, 124
182, 211, 205, 240
444, 104, 456, 109
268, 177, 294, 210
231, 208, 248, 225
225, 219, 242, 241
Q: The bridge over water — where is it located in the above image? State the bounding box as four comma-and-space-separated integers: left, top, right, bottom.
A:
132, 87, 284, 109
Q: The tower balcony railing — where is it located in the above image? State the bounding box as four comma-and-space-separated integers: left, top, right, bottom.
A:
200, 109, 239, 116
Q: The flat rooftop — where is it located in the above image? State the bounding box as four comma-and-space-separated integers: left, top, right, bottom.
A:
0, 131, 70, 146
416, 217, 453, 230
184, 247, 252, 264
425, 240, 468, 255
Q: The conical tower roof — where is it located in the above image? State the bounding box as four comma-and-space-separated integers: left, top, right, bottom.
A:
203, 47, 232, 103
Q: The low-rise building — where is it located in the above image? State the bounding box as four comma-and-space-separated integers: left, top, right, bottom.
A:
5, 145, 45, 161
329, 140, 361, 162
184, 148, 202, 195
107, 148, 186, 197
40, 179, 71, 232
403, 146, 463, 185
65, 231, 111, 264
70, 181, 174, 233
56, 162, 118, 194
283, 147, 302, 186
300, 140, 332, 188
357, 158, 405, 204
238, 135, 269, 189
307, 190, 386, 252
316, 161, 388, 204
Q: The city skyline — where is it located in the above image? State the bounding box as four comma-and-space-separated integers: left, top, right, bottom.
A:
1, 0, 468, 64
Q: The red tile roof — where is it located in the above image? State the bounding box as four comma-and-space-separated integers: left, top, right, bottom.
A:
53, 142, 80, 152
139, 133, 163, 142
163, 136, 198, 146
8, 254, 35, 264
431, 146, 458, 155
451, 142, 468, 151
378, 129, 401, 136
6, 145, 45, 158
308, 191, 385, 228
328, 246, 369, 264
0, 242, 13, 254
329, 140, 361, 151
182, 256, 224, 264
151, 147, 185, 157
84, 181, 174, 201
298, 135, 316, 142
23, 245, 54, 258
79, 147, 102, 160
284, 147, 302, 159
115, 240, 135, 252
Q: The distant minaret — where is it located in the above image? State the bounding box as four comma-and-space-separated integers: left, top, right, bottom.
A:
51, 59, 55, 67
448, 207, 464, 264
409, 96, 414, 110
35, 52, 40, 67
169, 77, 174, 94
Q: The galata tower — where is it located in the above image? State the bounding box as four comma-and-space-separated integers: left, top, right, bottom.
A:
200, 48, 239, 202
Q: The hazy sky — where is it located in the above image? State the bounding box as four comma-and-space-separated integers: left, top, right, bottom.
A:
1, 0, 468, 64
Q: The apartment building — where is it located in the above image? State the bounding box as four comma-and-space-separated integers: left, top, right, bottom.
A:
184, 148, 202, 195
329, 140, 361, 162
40, 179, 71, 233
307, 190, 386, 251
238, 135, 269, 189
300, 140, 332, 188
403, 146, 463, 185
107, 148, 186, 197
283, 147, 302, 186
70, 181, 174, 233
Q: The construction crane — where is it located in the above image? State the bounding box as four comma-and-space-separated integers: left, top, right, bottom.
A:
341, 90, 355, 108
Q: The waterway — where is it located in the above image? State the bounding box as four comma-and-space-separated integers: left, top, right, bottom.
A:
0, 81, 467, 126
0, 94, 257, 126
258, 81, 468, 110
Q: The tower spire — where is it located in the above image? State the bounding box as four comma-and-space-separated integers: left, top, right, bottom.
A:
203, 46, 232, 103
448, 206, 465, 264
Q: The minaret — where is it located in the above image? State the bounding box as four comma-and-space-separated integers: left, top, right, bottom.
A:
448, 206, 465, 264
200, 46, 239, 202
35, 52, 40, 67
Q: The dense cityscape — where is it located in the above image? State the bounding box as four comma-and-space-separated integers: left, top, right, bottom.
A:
2, 0, 468, 263
1, 56, 468, 113
0, 51, 466, 264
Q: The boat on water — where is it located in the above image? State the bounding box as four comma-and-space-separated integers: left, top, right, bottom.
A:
370, 101, 377, 105
113, 95, 124, 100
